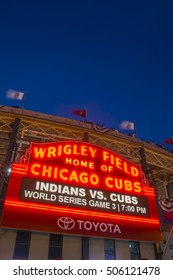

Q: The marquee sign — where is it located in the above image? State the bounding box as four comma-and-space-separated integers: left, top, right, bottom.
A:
1, 141, 162, 242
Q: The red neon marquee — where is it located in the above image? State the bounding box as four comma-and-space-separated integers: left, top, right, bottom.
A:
0, 141, 162, 242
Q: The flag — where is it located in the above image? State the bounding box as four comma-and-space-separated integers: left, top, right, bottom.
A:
164, 137, 173, 145
72, 109, 87, 118
91, 122, 114, 133
158, 196, 173, 224
6, 89, 24, 100
120, 120, 135, 130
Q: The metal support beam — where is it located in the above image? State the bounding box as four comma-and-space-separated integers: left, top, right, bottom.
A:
162, 225, 173, 256
139, 147, 163, 259
0, 118, 20, 202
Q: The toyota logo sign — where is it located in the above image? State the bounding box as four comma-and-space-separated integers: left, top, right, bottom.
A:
57, 217, 75, 230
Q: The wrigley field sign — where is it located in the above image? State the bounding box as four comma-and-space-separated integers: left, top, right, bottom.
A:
1, 141, 162, 242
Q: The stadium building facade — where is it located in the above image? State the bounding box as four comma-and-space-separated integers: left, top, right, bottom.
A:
0, 106, 172, 260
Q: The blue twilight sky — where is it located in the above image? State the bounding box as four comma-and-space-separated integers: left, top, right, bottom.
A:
0, 0, 173, 145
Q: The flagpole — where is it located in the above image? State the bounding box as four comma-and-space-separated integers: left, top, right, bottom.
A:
84, 107, 87, 123
134, 120, 138, 138
21, 92, 26, 114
